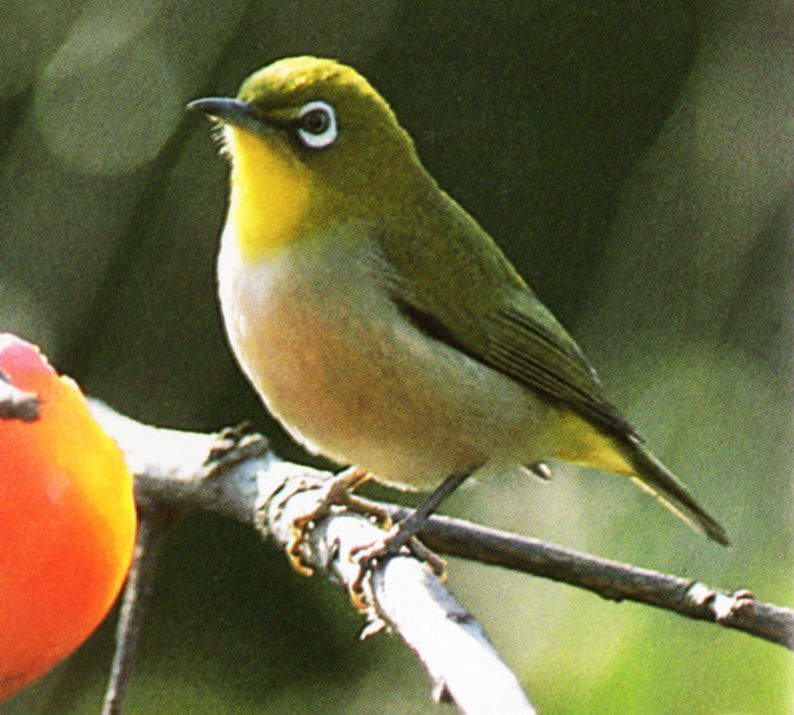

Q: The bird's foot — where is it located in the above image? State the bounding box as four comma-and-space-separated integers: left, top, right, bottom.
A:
287, 466, 391, 576
348, 518, 447, 603
346, 472, 471, 605
203, 422, 269, 473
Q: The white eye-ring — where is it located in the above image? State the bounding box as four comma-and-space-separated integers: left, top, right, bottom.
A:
296, 101, 338, 149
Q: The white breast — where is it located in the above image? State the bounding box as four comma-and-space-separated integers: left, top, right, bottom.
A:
217, 220, 556, 490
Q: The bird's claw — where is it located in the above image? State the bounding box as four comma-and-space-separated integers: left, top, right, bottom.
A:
204, 423, 268, 472
348, 527, 447, 606
286, 467, 391, 576
282, 467, 446, 611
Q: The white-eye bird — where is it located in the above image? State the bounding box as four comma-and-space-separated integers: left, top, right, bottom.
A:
189, 56, 728, 550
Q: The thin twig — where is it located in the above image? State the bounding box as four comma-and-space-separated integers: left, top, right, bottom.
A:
102, 509, 173, 715
375, 504, 794, 651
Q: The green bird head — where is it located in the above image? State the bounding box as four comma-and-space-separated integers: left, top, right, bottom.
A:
189, 56, 434, 260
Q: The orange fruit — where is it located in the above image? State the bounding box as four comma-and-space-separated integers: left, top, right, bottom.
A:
0, 334, 136, 702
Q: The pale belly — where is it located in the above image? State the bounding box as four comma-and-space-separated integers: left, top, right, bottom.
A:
217, 232, 558, 490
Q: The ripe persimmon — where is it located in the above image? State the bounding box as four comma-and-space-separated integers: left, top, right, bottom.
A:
0, 334, 136, 702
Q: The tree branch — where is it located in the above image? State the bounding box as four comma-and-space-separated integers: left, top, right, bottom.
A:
374, 504, 794, 650
87, 400, 793, 713
89, 401, 536, 713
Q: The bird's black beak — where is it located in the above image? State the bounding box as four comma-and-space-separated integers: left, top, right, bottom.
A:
187, 97, 270, 135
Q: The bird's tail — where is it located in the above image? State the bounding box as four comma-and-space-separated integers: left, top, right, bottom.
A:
616, 437, 730, 546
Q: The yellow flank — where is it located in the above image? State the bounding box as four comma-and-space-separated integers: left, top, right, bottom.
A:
554, 410, 634, 475
227, 126, 310, 262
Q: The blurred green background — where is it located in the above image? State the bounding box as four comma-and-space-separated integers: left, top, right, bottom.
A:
1, 0, 792, 712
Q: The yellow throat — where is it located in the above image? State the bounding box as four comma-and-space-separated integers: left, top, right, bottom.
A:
226, 125, 310, 262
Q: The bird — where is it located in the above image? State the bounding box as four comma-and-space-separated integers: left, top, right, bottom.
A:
188, 56, 728, 560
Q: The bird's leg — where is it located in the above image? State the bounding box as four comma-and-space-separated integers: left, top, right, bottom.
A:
384, 472, 469, 545
287, 466, 391, 575
350, 471, 470, 592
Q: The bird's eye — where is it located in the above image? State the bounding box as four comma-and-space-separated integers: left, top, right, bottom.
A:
296, 101, 337, 149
